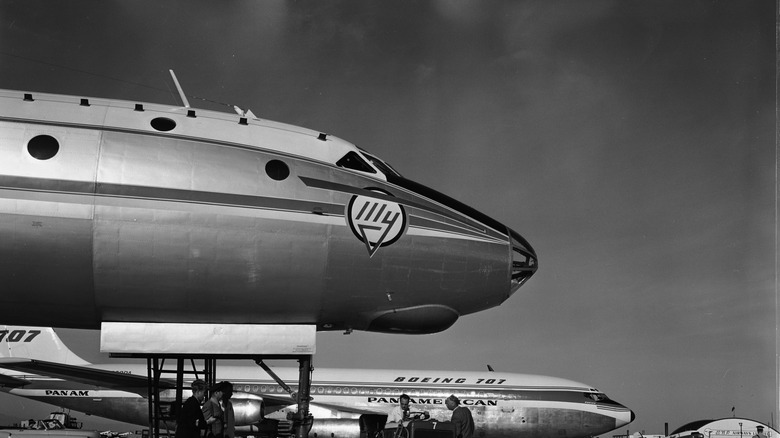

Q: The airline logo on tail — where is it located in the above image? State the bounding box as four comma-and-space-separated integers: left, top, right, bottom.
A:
347, 189, 407, 257
0, 326, 88, 365
0, 329, 41, 343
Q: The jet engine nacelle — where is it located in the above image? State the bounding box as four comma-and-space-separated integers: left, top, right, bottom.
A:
308, 419, 362, 438
231, 395, 264, 425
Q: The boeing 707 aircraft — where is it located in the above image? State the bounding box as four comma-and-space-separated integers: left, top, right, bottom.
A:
0, 327, 633, 438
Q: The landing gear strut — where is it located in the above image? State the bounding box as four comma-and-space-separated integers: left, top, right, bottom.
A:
255, 356, 314, 438
293, 356, 313, 438
102, 322, 318, 438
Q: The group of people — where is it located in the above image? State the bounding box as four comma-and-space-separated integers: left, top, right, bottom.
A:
175, 380, 235, 438
386, 393, 474, 438
174, 380, 474, 438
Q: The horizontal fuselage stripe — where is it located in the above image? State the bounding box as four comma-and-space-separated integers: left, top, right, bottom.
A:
7, 372, 589, 393
8, 385, 628, 412
407, 222, 507, 244
0, 176, 507, 244
0, 174, 343, 216
299, 176, 496, 238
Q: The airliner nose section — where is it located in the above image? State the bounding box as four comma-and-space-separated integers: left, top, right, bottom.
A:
594, 394, 634, 432
615, 405, 636, 428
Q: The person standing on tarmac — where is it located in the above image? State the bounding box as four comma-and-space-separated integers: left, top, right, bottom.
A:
202, 382, 226, 438
175, 379, 208, 438
445, 395, 474, 438
752, 426, 768, 438
220, 382, 235, 438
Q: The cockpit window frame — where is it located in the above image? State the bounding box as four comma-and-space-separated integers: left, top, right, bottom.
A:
336, 151, 377, 174
585, 392, 607, 402
359, 149, 403, 178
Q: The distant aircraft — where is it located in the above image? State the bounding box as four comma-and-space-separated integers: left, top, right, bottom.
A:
0, 327, 634, 438
0, 89, 537, 335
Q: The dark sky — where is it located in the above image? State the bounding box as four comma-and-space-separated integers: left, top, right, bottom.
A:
0, 1, 775, 435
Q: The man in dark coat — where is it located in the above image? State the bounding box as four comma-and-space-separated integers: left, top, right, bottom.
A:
445, 395, 474, 438
175, 379, 208, 438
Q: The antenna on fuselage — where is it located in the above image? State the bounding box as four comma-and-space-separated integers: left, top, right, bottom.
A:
232, 105, 258, 119
487, 365, 495, 372
169, 69, 190, 108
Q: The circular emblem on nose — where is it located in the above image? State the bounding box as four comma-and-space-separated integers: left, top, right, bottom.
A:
346, 189, 407, 257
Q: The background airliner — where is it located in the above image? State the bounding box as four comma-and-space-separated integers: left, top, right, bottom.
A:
0, 327, 633, 438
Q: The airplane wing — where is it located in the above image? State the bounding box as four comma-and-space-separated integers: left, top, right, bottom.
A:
309, 399, 386, 416
0, 358, 176, 394
0, 372, 31, 387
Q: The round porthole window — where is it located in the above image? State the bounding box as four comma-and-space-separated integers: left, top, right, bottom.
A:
265, 159, 290, 181
150, 117, 176, 132
27, 135, 60, 160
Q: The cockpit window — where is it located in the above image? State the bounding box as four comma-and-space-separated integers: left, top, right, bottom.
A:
585, 393, 607, 402
337, 151, 376, 174
360, 150, 402, 178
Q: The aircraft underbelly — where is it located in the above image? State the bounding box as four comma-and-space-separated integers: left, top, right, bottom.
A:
533, 407, 617, 438
465, 405, 620, 438
92, 207, 330, 323
320, 234, 509, 332
0, 212, 96, 326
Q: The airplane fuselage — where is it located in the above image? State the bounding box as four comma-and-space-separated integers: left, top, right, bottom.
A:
0, 90, 537, 334
4, 366, 633, 438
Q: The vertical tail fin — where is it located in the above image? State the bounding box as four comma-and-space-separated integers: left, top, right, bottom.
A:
0, 326, 89, 365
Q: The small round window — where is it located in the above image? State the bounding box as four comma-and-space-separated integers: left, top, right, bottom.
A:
265, 160, 290, 181
28, 135, 60, 160
150, 117, 176, 132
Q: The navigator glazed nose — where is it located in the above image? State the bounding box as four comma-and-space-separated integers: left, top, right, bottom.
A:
508, 226, 538, 297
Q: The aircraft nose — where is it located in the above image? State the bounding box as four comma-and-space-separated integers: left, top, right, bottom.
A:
601, 395, 635, 429
616, 406, 635, 428
508, 227, 538, 296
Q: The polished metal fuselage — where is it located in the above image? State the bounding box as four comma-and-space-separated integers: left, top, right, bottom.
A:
8, 367, 632, 438
0, 90, 537, 333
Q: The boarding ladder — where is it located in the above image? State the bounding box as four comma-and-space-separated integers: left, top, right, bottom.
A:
146, 357, 217, 437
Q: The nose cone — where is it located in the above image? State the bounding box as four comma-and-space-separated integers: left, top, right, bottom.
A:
508, 227, 538, 296
613, 403, 636, 429
594, 395, 634, 434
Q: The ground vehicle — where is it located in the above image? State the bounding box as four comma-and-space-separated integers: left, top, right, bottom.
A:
0, 418, 100, 438
379, 419, 455, 438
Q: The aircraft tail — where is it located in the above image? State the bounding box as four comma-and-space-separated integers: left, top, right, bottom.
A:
0, 326, 89, 365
